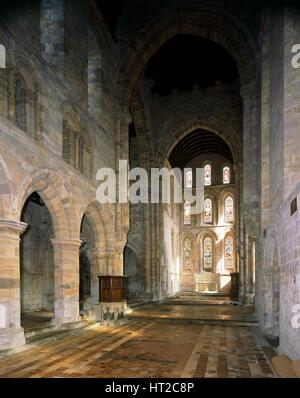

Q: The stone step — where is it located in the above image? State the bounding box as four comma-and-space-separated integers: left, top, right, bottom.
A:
25, 320, 100, 345
125, 299, 150, 313
0, 320, 102, 359
163, 299, 230, 306
126, 314, 258, 327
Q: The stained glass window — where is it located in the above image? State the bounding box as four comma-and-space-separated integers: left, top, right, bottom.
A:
223, 166, 230, 184
184, 239, 192, 269
204, 164, 211, 186
224, 196, 234, 222
204, 198, 212, 223
185, 170, 193, 188
225, 236, 234, 269
184, 201, 191, 225
203, 237, 212, 269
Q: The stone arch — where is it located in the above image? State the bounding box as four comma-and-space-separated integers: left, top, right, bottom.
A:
61, 103, 80, 131
80, 200, 114, 253
17, 169, 79, 241
13, 55, 40, 92
157, 115, 242, 166
123, 244, 144, 299
116, 4, 257, 112
79, 200, 115, 307
0, 155, 14, 219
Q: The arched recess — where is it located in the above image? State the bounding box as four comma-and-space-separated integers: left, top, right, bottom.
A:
79, 200, 115, 310
0, 155, 14, 219
116, 4, 257, 113
123, 244, 144, 299
12, 53, 41, 137
263, 229, 280, 341
62, 104, 94, 177
20, 192, 55, 321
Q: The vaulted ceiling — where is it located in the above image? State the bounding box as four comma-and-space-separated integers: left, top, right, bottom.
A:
144, 34, 239, 96
168, 129, 233, 169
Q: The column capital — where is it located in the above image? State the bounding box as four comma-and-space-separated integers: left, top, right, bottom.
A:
90, 249, 115, 258
0, 219, 27, 235
51, 238, 82, 250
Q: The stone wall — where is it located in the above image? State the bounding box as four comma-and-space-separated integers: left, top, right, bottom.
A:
258, 4, 300, 359
0, 0, 118, 350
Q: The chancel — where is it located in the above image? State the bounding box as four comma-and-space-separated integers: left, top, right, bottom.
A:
0, 0, 299, 379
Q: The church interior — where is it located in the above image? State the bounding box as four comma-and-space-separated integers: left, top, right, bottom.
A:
0, 0, 300, 379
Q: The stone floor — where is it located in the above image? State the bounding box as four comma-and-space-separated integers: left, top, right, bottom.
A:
0, 298, 276, 378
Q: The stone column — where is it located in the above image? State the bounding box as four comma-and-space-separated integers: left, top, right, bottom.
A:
51, 238, 82, 325
0, 219, 27, 351
114, 112, 131, 282
89, 249, 116, 305
240, 79, 260, 305
239, 223, 246, 303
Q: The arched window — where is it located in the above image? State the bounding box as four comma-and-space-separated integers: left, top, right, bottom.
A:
185, 170, 193, 188
184, 201, 191, 225
204, 198, 212, 223
223, 166, 230, 184
204, 164, 211, 186
224, 236, 234, 269
183, 239, 191, 269
15, 78, 27, 131
203, 237, 212, 269
224, 196, 234, 222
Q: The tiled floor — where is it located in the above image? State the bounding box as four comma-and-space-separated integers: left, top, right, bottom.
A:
0, 298, 275, 378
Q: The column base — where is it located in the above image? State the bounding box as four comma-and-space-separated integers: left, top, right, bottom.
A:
0, 327, 25, 352
90, 302, 127, 326
244, 292, 255, 305
51, 314, 82, 326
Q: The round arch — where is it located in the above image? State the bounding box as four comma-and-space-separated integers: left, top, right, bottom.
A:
80, 200, 114, 253
17, 169, 79, 241
157, 115, 242, 166
116, 5, 257, 112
